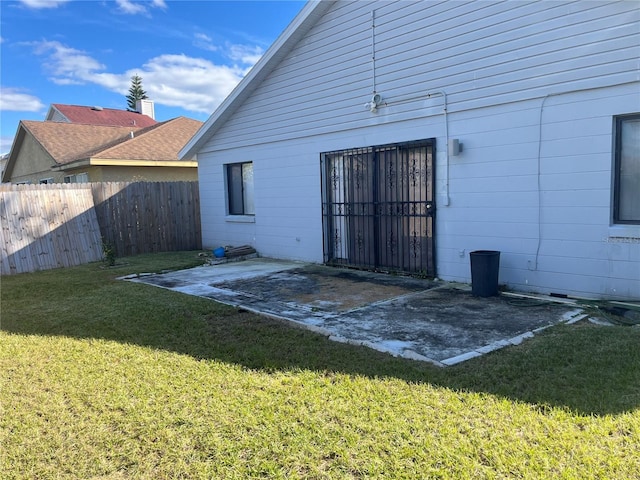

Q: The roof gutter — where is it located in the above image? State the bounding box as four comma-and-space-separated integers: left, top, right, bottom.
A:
52, 158, 197, 171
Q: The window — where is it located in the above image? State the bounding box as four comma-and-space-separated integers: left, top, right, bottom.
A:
226, 162, 254, 215
64, 173, 89, 183
39, 178, 54, 184
614, 115, 640, 224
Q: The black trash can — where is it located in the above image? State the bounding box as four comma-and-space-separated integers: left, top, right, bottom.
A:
470, 250, 500, 297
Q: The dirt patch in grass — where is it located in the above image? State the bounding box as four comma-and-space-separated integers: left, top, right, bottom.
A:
215, 265, 435, 312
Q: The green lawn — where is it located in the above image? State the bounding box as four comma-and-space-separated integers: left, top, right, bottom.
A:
1, 252, 639, 479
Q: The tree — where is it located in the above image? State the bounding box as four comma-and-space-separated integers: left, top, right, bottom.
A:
126, 74, 148, 112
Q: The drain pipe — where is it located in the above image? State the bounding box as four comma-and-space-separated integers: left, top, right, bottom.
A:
531, 80, 639, 272
426, 91, 450, 206
371, 9, 377, 96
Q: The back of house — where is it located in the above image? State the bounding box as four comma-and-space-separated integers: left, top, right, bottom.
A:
184, 0, 639, 300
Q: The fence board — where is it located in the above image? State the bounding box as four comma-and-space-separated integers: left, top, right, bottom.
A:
0, 181, 201, 275
90, 182, 201, 258
0, 184, 103, 274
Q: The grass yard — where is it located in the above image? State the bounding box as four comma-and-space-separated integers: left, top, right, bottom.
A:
1, 252, 639, 479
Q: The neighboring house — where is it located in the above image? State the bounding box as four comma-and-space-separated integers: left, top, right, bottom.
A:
0, 153, 8, 181
181, 0, 639, 300
46, 102, 158, 128
3, 116, 202, 184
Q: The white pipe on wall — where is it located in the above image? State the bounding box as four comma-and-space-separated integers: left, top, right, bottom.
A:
426, 91, 449, 206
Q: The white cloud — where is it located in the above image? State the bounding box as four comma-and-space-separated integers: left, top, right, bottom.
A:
34, 41, 105, 85
115, 0, 166, 15
194, 33, 218, 52
227, 44, 264, 66
0, 88, 46, 112
115, 0, 146, 14
134, 54, 244, 113
19, 0, 70, 9
31, 40, 253, 114
194, 34, 264, 66
1, 136, 15, 155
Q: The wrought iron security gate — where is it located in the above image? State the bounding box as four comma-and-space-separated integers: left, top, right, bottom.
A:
321, 140, 435, 276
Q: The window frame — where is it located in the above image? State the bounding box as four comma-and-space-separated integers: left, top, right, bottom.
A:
64, 173, 89, 184
613, 113, 640, 225
225, 161, 254, 216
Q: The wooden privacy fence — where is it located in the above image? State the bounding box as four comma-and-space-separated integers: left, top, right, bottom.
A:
0, 182, 201, 275
0, 184, 103, 275
93, 182, 201, 257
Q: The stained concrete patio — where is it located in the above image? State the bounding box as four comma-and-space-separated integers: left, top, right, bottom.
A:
124, 258, 586, 366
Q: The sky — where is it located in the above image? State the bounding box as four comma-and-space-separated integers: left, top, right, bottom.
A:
0, 0, 306, 154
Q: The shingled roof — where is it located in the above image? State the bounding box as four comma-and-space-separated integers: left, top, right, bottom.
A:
20, 121, 143, 165
23, 117, 202, 165
90, 117, 203, 162
2, 116, 202, 181
47, 104, 158, 128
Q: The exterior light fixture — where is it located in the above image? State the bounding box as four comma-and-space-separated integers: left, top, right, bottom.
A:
366, 93, 383, 113
448, 138, 463, 156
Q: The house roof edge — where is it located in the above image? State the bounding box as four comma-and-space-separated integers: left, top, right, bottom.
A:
1, 122, 28, 182
179, 0, 335, 160
46, 104, 70, 122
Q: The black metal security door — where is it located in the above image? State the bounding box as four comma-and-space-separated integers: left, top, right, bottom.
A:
321, 140, 435, 276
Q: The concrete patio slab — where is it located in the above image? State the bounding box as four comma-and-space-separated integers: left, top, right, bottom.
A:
125, 258, 584, 366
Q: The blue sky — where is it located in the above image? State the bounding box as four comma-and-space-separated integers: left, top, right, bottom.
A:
0, 0, 306, 153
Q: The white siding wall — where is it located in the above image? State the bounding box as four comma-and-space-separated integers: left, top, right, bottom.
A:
197, 0, 640, 300
47, 110, 67, 122
440, 83, 640, 300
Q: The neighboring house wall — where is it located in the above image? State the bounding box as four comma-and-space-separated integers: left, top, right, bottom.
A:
71, 165, 197, 182
102, 166, 197, 182
0, 156, 8, 181
196, 0, 639, 299
8, 134, 62, 184
46, 109, 68, 122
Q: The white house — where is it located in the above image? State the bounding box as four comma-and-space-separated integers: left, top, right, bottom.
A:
181, 0, 639, 301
